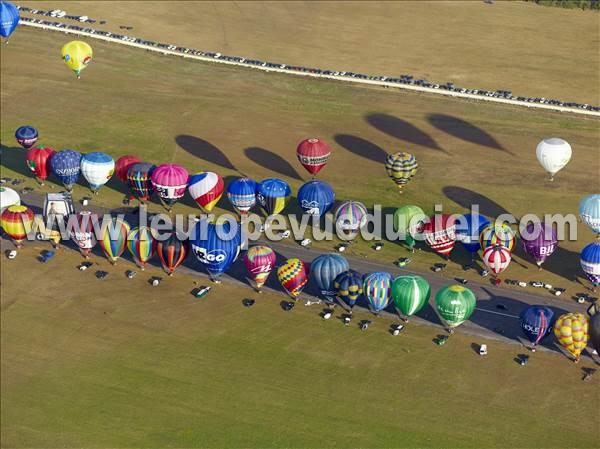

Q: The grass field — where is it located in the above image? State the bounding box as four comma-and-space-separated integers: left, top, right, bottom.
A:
20, 0, 600, 105
2, 244, 599, 448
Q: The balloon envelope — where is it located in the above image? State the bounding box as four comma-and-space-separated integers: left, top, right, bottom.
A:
536, 138, 571, 180
519, 306, 554, 346
553, 313, 588, 359
579, 194, 600, 235
0, 1, 19, 39
50, 149, 82, 191
257, 178, 291, 217
127, 227, 156, 269
61, 40, 93, 77
69, 211, 98, 257
115, 155, 142, 183
580, 242, 600, 287
422, 214, 457, 258
26, 147, 54, 183
0, 187, 20, 213
127, 162, 155, 201
334, 270, 363, 309
244, 245, 276, 289
81, 152, 115, 192
479, 223, 516, 252
297, 180, 335, 216
392, 275, 431, 317
385, 152, 418, 192
393, 205, 426, 249
481, 244, 511, 274
0, 204, 34, 245
156, 232, 189, 275
151, 164, 189, 209
310, 253, 349, 301
521, 222, 557, 266
99, 217, 130, 263
435, 285, 476, 328
227, 177, 257, 215
363, 272, 392, 313
296, 138, 331, 175
277, 258, 308, 297
188, 172, 224, 213
334, 201, 368, 240
455, 213, 490, 253
15, 125, 38, 149
191, 219, 241, 279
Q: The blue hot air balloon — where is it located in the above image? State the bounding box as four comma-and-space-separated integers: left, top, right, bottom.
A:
363, 272, 392, 314
0, 1, 19, 40
334, 270, 363, 310
14, 125, 38, 149
579, 194, 600, 235
519, 305, 554, 348
227, 177, 257, 216
581, 242, 600, 289
297, 180, 335, 216
50, 149, 82, 191
191, 218, 241, 281
455, 213, 490, 254
310, 253, 349, 302
256, 178, 291, 217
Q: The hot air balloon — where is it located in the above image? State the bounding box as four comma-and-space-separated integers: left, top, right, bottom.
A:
579, 194, 600, 236
479, 223, 516, 252
385, 152, 418, 193
455, 213, 490, 255
188, 172, 224, 213
334, 201, 368, 241
115, 155, 142, 183
126, 162, 155, 202
422, 214, 457, 259
481, 244, 511, 275
553, 313, 588, 362
227, 177, 257, 217
393, 205, 426, 251
334, 270, 363, 311
69, 211, 98, 258
521, 222, 557, 268
0, 187, 20, 213
244, 245, 277, 290
257, 178, 291, 218
435, 285, 476, 332
80, 152, 115, 194
191, 219, 241, 281
580, 242, 600, 290
277, 258, 309, 298
25, 147, 54, 185
0, 205, 34, 248
391, 275, 431, 321
98, 217, 130, 264
296, 138, 331, 176
0, 1, 19, 41
310, 253, 349, 302
61, 40, 93, 78
151, 164, 189, 211
50, 149, 82, 191
363, 272, 392, 314
156, 232, 189, 275
589, 314, 600, 354
297, 180, 335, 216
536, 138, 571, 181
519, 305, 554, 350
15, 125, 38, 149
127, 227, 156, 269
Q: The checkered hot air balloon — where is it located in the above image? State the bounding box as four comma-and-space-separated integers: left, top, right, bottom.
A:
0, 205, 34, 248
385, 152, 418, 193
553, 312, 588, 362
188, 172, 224, 213
482, 244, 511, 275
277, 258, 308, 298
296, 138, 331, 176
479, 223, 516, 252
422, 214, 457, 259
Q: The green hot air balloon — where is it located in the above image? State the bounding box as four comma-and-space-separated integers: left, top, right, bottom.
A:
391, 275, 431, 321
393, 205, 425, 251
435, 284, 476, 332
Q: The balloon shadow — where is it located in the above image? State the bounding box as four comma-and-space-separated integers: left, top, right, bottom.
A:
333, 134, 388, 164
244, 147, 303, 181
365, 113, 446, 153
175, 135, 236, 171
427, 114, 510, 153
0, 145, 36, 181
442, 186, 510, 218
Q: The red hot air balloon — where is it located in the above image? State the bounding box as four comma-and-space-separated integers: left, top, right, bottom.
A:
156, 233, 189, 275
25, 147, 54, 185
115, 155, 142, 183
296, 138, 331, 176
422, 214, 457, 259
482, 244, 512, 275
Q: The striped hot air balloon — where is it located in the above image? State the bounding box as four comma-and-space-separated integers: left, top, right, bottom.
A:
227, 177, 257, 217
554, 313, 588, 362
363, 272, 392, 314
385, 152, 418, 193
69, 211, 99, 258
156, 232, 189, 275
0, 205, 34, 247
151, 163, 189, 211
244, 245, 277, 290
479, 223, 516, 252
334, 270, 363, 310
422, 214, 457, 259
127, 227, 156, 269
127, 162, 155, 202
391, 275, 431, 319
99, 217, 130, 264
334, 201, 368, 241
296, 138, 331, 176
481, 244, 511, 275
188, 172, 224, 213
277, 258, 308, 298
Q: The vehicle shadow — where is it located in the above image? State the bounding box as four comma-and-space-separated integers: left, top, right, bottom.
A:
244, 147, 303, 181
334, 134, 388, 164
175, 135, 237, 171
365, 113, 446, 153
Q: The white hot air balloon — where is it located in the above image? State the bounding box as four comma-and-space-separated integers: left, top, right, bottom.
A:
536, 138, 572, 181
80, 152, 115, 194
0, 187, 21, 213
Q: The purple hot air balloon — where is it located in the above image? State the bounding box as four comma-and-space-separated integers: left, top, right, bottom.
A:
150, 163, 189, 211
521, 222, 557, 268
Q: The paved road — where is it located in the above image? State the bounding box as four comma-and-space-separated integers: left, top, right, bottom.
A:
4, 189, 596, 360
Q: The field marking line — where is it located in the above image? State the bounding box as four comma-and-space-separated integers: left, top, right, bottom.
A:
475, 307, 519, 319
19, 20, 600, 118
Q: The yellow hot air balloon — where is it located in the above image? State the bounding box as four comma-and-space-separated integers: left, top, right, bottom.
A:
61, 41, 93, 78
384, 152, 418, 193
553, 313, 588, 362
